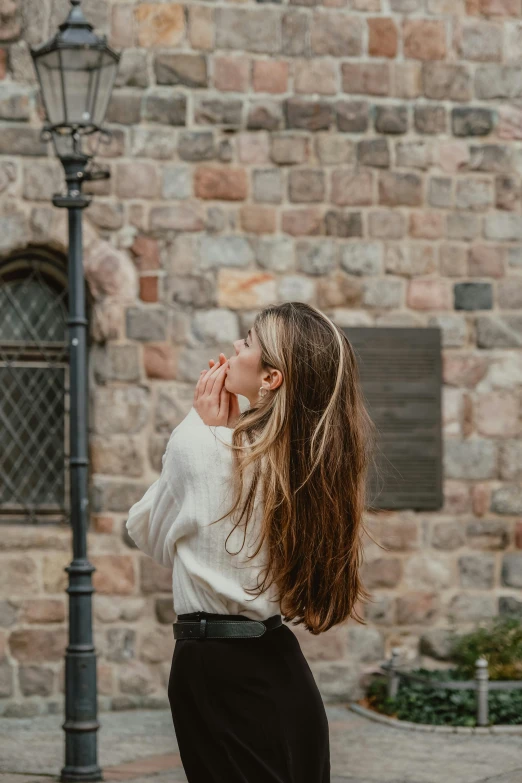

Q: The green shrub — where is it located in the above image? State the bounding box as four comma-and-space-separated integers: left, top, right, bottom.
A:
365, 616, 522, 726
450, 616, 522, 681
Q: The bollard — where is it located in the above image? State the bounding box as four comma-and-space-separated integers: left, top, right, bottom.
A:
387, 647, 401, 700
475, 656, 489, 727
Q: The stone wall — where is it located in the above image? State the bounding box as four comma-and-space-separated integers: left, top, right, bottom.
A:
0, 0, 521, 716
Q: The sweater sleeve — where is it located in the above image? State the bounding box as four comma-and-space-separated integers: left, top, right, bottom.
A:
125, 416, 187, 568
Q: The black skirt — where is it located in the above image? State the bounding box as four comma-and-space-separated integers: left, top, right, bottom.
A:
168, 611, 331, 783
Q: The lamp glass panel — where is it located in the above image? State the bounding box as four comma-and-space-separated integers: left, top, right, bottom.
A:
34, 49, 65, 126
91, 51, 119, 127
60, 48, 102, 127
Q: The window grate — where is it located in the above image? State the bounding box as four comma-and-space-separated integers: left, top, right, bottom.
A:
0, 250, 71, 524
343, 327, 443, 512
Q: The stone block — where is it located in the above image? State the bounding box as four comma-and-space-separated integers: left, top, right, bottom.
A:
393, 62, 422, 99
22, 160, 63, 202
415, 105, 447, 135
476, 390, 519, 437
396, 592, 439, 624
239, 205, 276, 235
369, 210, 407, 239
403, 19, 446, 60
282, 10, 310, 57
150, 203, 204, 233
440, 244, 467, 277
396, 141, 431, 170
135, 3, 185, 48
387, 245, 437, 277
431, 521, 466, 550
454, 282, 493, 311
422, 63, 472, 101
364, 596, 395, 626
492, 486, 522, 515
428, 314, 467, 348
325, 211, 363, 238
501, 553, 522, 587
257, 238, 295, 273
194, 98, 242, 127
357, 139, 389, 168
115, 162, 159, 200
361, 557, 402, 589
446, 213, 480, 241
444, 439, 498, 480
347, 627, 385, 662
215, 8, 281, 54
19, 666, 54, 697
250, 101, 284, 132
341, 63, 389, 96
452, 108, 495, 137
315, 134, 354, 166
375, 105, 408, 134
362, 277, 404, 308
194, 166, 247, 201
253, 169, 283, 204
456, 178, 494, 211
119, 661, 157, 696
368, 17, 398, 58
285, 99, 334, 131
336, 101, 370, 133
409, 212, 444, 239
294, 60, 337, 96
311, 12, 363, 56
288, 169, 325, 203
154, 54, 207, 88
140, 557, 172, 594
115, 49, 149, 89
477, 315, 522, 347
468, 244, 505, 278
475, 65, 522, 100
253, 60, 289, 94
500, 440, 522, 481
457, 20, 502, 61
459, 555, 495, 588
161, 165, 192, 201
217, 269, 277, 309
189, 5, 214, 51
469, 144, 512, 173
213, 56, 249, 93
21, 599, 65, 624
270, 133, 309, 165
198, 235, 254, 269
467, 520, 510, 550
277, 275, 316, 304
498, 277, 522, 309
0, 556, 38, 596
378, 171, 422, 207
419, 629, 456, 661
9, 630, 67, 663
142, 90, 186, 126
296, 240, 338, 275
105, 628, 136, 663
341, 243, 382, 276
106, 89, 143, 125
407, 278, 451, 310
429, 177, 453, 208
282, 208, 323, 236
332, 167, 373, 206
316, 272, 361, 309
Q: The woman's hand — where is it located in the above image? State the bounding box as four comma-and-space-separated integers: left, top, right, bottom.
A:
194, 353, 241, 429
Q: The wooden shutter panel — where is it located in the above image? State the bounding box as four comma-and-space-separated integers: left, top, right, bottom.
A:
342, 327, 443, 512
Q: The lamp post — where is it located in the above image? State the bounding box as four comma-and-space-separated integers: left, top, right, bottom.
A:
30, 3, 120, 781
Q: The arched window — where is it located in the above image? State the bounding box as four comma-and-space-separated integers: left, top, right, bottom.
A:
0, 249, 77, 524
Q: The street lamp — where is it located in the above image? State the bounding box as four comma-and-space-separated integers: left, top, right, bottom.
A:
30, 2, 120, 781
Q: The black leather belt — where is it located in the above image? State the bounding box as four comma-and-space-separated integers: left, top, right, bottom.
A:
173, 613, 283, 640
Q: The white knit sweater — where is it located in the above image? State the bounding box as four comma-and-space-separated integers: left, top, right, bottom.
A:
125, 405, 282, 623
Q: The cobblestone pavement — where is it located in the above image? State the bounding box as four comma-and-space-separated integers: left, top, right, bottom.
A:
0, 706, 521, 783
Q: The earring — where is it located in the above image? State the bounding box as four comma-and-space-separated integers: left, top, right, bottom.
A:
259, 386, 268, 398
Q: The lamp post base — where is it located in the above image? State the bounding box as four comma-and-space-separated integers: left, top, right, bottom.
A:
61, 765, 103, 783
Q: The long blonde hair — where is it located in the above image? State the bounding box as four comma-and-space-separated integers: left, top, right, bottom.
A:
209, 302, 376, 635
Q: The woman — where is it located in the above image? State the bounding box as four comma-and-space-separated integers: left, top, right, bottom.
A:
126, 301, 374, 783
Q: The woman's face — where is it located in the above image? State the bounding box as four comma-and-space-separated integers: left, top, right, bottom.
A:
226, 327, 282, 407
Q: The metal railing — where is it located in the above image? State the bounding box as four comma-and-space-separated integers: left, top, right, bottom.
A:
381, 647, 522, 727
